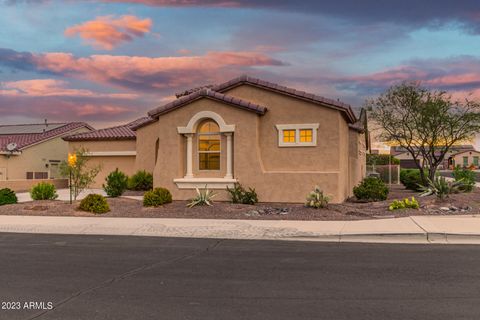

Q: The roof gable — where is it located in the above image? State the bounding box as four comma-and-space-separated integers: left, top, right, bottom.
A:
147, 88, 267, 119
212, 75, 357, 124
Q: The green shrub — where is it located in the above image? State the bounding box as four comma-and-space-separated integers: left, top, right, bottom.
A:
353, 177, 389, 202
30, 182, 58, 200
128, 170, 153, 191
103, 168, 128, 197
400, 169, 424, 191
226, 183, 258, 205
452, 166, 476, 192
367, 154, 400, 165
389, 197, 419, 211
305, 186, 330, 209
187, 186, 216, 208
419, 176, 463, 200
0, 188, 17, 205
143, 187, 172, 207
79, 194, 110, 214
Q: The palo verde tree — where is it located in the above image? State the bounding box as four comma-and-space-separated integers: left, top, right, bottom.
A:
60, 148, 102, 201
367, 82, 480, 184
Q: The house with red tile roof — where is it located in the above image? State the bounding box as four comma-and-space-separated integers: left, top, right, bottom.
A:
64, 75, 368, 202
0, 122, 93, 188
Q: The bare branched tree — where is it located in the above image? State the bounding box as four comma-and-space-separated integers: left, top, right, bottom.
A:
367, 82, 480, 184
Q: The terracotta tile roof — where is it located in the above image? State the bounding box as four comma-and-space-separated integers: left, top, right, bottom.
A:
63, 117, 152, 141
175, 85, 214, 98
212, 75, 357, 123
147, 88, 267, 119
0, 122, 93, 152
135, 75, 358, 131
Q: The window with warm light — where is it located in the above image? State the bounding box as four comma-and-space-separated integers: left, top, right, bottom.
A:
282, 130, 296, 143
299, 129, 313, 142
275, 124, 319, 147
198, 120, 221, 170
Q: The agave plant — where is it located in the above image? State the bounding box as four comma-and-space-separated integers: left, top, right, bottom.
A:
305, 186, 330, 209
187, 185, 217, 208
418, 176, 464, 200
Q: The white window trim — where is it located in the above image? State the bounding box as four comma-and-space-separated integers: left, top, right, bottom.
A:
173, 177, 237, 189
275, 124, 319, 147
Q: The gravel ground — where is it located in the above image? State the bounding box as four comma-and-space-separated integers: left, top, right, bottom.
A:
0, 185, 479, 220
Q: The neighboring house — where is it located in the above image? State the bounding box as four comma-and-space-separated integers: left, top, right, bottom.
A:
391, 145, 475, 169
130, 75, 367, 203
0, 122, 93, 188
63, 118, 151, 188
449, 149, 480, 169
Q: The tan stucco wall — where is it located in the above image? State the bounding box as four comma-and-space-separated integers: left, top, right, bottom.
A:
68, 140, 136, 188
136, 83, 366, 203
135, 121, 160, 175
0, 127, 90, 181
348, 129, 367, 195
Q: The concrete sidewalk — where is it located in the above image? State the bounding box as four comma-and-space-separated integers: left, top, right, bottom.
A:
1, 214, 480, 244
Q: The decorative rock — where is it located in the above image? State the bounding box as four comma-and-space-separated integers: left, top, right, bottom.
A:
439, 207, 450, 211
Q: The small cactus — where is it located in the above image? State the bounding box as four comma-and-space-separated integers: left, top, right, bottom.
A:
305, 186, 330, 209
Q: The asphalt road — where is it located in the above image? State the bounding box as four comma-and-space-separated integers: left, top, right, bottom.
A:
1, 234, 480, 320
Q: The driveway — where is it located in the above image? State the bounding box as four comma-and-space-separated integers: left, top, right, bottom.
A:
16, 188, 107, 203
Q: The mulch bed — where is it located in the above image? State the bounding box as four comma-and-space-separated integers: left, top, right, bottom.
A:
1, 184, 479, 221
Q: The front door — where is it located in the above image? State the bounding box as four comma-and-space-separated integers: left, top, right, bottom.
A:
0, 167, 6, 181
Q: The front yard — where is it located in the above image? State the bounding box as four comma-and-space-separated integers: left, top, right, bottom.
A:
1, 184, 479, 221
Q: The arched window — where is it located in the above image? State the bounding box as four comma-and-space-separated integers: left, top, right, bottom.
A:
198, 120, 220, 170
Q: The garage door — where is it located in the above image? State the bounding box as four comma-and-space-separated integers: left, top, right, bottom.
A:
400, 159, 420, 169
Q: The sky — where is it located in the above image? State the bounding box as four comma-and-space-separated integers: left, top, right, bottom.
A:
0, 0, 479, 128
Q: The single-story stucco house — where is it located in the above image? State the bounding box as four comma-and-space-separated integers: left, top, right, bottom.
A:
65, 75, 367, 203
0, 122, 93, 190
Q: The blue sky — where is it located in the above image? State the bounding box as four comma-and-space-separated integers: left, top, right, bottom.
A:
0, 0, 479, 127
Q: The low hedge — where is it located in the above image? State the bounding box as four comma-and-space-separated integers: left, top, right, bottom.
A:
0, 188, 17, 205
400, 169, 424, 191
30, 182, 58, 200
143, 187, 172, 207
103, 168, 128, 197
128, 170, 153, 191
353, 177, 389, 202
79, 194, 110, 214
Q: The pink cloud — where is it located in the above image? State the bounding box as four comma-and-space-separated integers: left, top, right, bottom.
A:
102, 0, 242, 7
0, 96, 137, 121
347, 66, 430, 85
333, 56, 480, 102
29, 51, 285, 91
0, 79, 137, 99
65, 15, 152, 50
